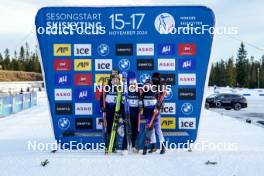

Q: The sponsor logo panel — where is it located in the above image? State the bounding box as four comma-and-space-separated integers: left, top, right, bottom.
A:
161, 117, 176, 129
160, 73, 175, 85
74, 59, 91, 71
137, 59, 154, 70
136, 43, 154, 56
179, 117, 196, 129
116, 44, 133, 56
95, 59, 112, 71
55, 103, 72, 115
158, 44, 175, 56
54, 89, 72, 101
54, 59, 71, 71
160, 103, 176, 115
95, 74, 111, 85
75, 118, 93, 129
74, 74, 92, 86
54, 44, 71, 56
178, 43, 196, 56
75, 103, 93, 115
58, 117, 70, 130
178, 73, 196, 86
74, 44, 91, 56
97, 44, 109, 56
181, 103, 194, 115
158, 59, 175, 71
178, 58, 196, 71
55, 73, 71, 86
178, 88, 196, 100
75, 88, 92, 101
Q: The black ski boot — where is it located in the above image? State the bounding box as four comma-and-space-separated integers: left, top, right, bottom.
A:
160, 142, 166, 154
143, 146, 148, 155
148, 144, 157, 153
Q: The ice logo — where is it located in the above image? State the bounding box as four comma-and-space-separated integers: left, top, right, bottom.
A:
165, 89, 173, 100
119, 59, 130, 70
154, 13, 175, 34
97, 44, 109, 56
139, 73, 151, 83
181, 103, 193, 115
58, 118, 70, 130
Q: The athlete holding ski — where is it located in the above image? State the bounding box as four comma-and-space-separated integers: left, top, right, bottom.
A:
101, 69, 121, 154
142, 73, 166, 155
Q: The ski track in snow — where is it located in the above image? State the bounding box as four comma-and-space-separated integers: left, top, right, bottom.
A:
0, 92, 264, 176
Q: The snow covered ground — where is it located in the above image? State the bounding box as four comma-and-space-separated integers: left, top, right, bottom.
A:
0, 91, 264, 176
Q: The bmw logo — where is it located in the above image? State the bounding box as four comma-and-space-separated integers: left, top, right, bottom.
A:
165, 90, 173, 100
58, 118, 70, 130
181, 103, 193, 115
97, 44, 109, 56
139, 73, 151, 83
119, 59, 130, 70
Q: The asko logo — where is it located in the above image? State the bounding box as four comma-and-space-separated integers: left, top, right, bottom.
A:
75, 103, 92, 115
54, 59, 71, 71
179, 117, 196, 129
55, 73, 71, 86
178, 58, 196, 71
95, 59, 112, 71
54, 44, 71, 56
178, 43, 196, 56
161, 117, 176, 129
178, 74, 196, 86
136, 44, 154, 56
75, 88, 92, 101
54, 89, 72, 101
158, 44, 175, 56
137, 59, 154, 70
161, 103, 176, 115
158, 59, 175, 71
116, 44, 133, 56
74, 74, 92, 86
74, 44, 91, 56
74, 59, 91, 71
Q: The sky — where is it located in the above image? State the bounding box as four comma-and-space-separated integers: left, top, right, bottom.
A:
0, 0, 263, 62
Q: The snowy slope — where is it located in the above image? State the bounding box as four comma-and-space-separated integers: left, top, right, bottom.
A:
0, 93, 264, 176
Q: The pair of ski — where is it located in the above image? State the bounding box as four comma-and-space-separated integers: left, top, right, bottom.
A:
103, 72, 132, 154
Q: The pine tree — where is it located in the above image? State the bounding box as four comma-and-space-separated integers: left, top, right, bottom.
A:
226, 57, 237, 87
236, 42, 248, 87
3, 48, 11, 70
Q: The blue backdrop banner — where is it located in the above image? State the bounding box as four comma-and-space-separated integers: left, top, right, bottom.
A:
35, 6, 215, 149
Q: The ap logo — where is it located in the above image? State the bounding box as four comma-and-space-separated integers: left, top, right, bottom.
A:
58, 118, 70, 130
154, 13, 175, 34
97, 44, 109, 56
